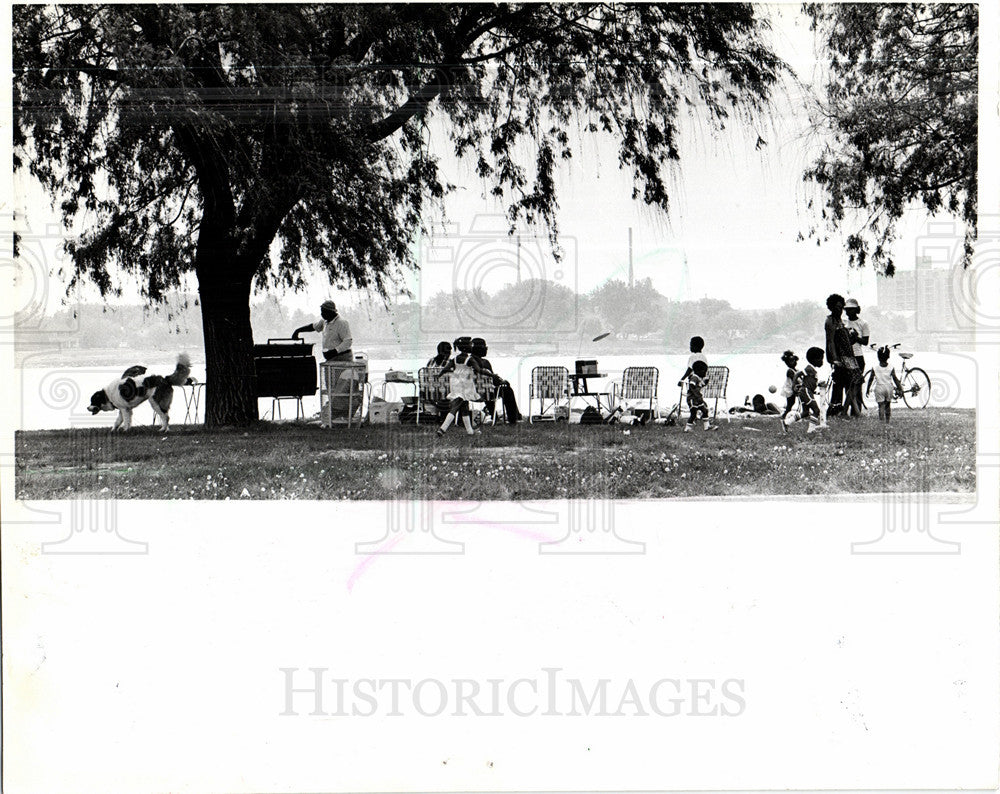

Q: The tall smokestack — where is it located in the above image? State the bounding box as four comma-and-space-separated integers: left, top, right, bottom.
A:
628, 227, 633, 289
516, 235, 521, 284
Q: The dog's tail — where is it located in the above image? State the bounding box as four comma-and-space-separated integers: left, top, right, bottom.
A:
166, 353, 192, 386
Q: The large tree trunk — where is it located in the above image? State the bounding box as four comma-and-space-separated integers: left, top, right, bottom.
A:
188, 163, 298, 427
197, 246, 258, 427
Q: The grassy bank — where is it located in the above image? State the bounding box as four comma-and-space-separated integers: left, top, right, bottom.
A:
14, 408, 974, 500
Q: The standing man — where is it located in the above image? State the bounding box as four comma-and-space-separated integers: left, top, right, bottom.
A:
844, 298, 869, 414
823, 293, 862, 419
293, 300, 353, 361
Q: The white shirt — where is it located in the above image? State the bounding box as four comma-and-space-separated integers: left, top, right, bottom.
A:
313, 315, 353, 354
848, 318, 869, 357
687, 353, 707, 369
873, 363, 896, 391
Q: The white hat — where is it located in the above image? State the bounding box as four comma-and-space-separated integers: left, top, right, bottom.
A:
845, 298, 860, 309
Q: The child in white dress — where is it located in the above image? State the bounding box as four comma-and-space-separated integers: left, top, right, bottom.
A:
437, 337, 483, 436
866, 346, 902, 421
779, 350, 799, 422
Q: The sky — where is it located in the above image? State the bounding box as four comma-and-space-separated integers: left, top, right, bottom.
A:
13, 4, 953, 318
399, 4, 938, 313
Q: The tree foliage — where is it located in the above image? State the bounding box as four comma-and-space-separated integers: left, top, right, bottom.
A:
15, 4, 786, 297
588, 277, 665, 336
803, 3, 977, 275
14, 3, 785, 423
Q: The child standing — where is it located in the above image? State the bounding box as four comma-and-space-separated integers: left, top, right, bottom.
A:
866, 346, 903, 421
677, 336, 708, 387
436, 337, 483, 436
778, 350, 799, 422
684, 359, 718, 432
788, 347, 827, 433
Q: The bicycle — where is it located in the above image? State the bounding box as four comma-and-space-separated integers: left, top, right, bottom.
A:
862, 343, 932, 409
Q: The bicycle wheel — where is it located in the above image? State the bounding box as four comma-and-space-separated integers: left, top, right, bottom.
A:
901, 367, 931, 409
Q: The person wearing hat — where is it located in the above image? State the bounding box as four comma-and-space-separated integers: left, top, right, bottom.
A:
844, 298, 869, 415
293, 300, 353, 361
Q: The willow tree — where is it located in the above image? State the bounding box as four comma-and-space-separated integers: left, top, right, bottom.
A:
14, 4, 784, 425
804, 3, 977, 275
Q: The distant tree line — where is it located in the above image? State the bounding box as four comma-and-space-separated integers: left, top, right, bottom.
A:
39, 278, 915, 357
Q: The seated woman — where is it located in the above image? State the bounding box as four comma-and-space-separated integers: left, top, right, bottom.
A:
471, 337, 520, 424
416, 340, 454, 415
427, 340, 451, 368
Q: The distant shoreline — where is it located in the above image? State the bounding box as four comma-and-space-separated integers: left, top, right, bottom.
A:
18, 336, 939, 368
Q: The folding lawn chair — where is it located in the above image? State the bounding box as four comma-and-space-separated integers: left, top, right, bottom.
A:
417, 366, 450, 425
703, 365, 731, 419
471, 371, 503, 426
528, 366, 569, 423
672, 365, 731, 424
614, 366, 658, 418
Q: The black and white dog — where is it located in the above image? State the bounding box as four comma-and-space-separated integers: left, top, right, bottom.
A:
87, 354, 192, 431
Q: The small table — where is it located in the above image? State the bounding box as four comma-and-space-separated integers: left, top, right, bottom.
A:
182, 382, 206, 424
568, 373, 615, 414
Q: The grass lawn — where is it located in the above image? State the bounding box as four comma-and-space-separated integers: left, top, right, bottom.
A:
14, 408, 975, 500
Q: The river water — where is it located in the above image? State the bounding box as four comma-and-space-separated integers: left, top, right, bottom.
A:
16, 349, 978, 430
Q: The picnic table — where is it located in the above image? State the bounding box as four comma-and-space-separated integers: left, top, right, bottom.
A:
568, 372, 615, 414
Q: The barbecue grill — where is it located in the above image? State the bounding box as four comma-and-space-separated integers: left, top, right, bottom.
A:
253, 338, 317, 419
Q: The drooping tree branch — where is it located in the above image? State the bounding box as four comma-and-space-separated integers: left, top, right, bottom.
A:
802, 2, 977, 274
